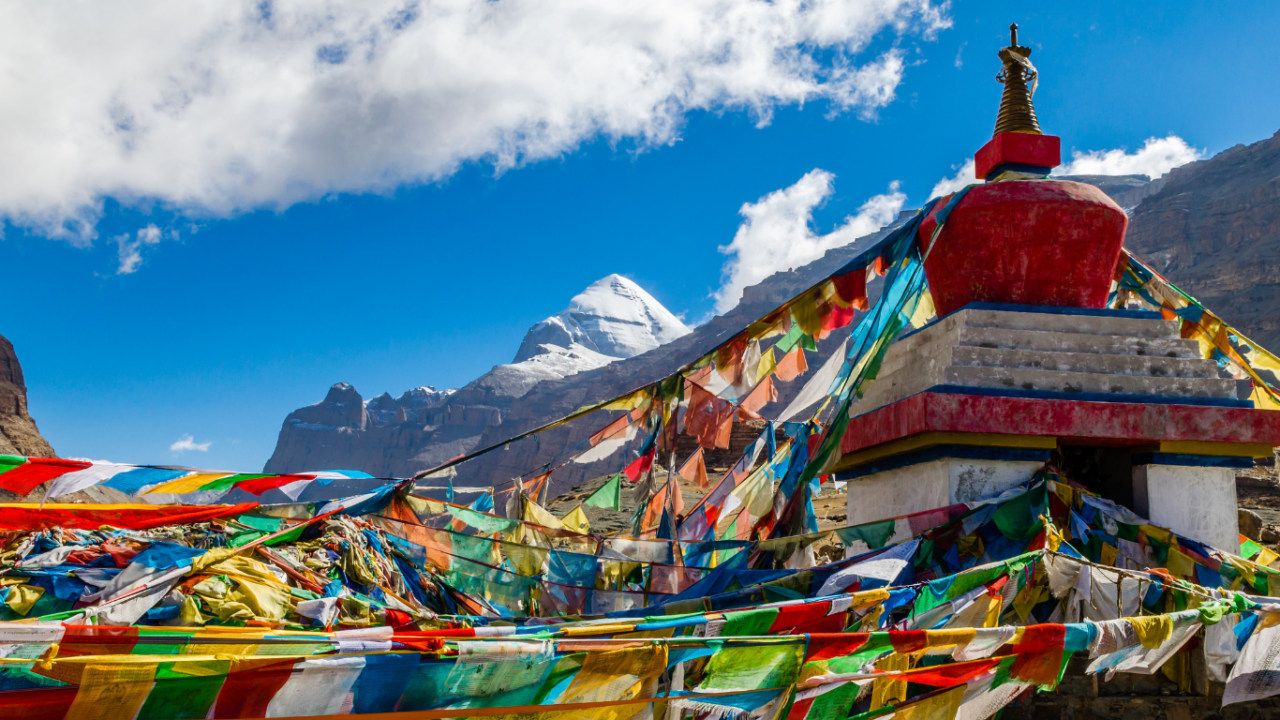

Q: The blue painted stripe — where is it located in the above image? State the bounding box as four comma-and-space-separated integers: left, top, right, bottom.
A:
835, 445, 1052, 481
923, 384, 1253, 409
1131, 453, 1255, 469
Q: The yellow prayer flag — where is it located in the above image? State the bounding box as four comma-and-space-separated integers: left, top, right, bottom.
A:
756, 346, 778, 384
870, 653, 909, 710
1127, 614, 1173, 649
1252, 384, 1280, 411
884, 684, 964, 720
1256, 545, 1280, 569
1165, 547, 1196, 579
4, 583, 43, 615
64, 663, 158, 720
1100, 543, 1118, 568
524, 497, 569, 532
143, 472, 233, 495
561, 505, 590, 535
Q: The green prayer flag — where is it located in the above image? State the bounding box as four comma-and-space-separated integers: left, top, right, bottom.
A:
721, 608, 779, 636
264, 522, 307, 547
699, 641, 804, 692
583, 473, 622, 512
835, 519, 896, 550
1241, 538, 1263, 560
775, 324, 804, 354
137, 661, 229, 720
236, 515, 284, 533
227, 530, 266, 548
992, 484, 1047, 540
446, 504, 519, 534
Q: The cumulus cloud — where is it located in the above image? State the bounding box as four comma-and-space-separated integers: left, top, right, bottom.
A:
1055, 135, 1202, 179
714, 169, 905, 313
928, 158, 976, 200
170, 434, 212, 453
115, 224, 175, 274
0, 1, 949, 244
925, 134, 1202, 202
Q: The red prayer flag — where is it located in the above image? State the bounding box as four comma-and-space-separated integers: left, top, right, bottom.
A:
804, 633, 869, 663
832, 268, 868, 309
0, 502, 261, 531
0, 458, 91, 496
1010, 624, 1066, 688
233, 473, 315, 496
768, 601, 832, 633
624, 445, 656, 482
895, 656, 1005, 687
0, 687, 77, 720
889, 629, 929, 654
212, 658, 299, 718
822, 303, 855, 333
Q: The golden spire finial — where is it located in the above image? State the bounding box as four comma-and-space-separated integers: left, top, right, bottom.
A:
993, 22, 1041, 136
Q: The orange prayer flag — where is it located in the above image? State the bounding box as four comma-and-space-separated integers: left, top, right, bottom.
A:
677, 447, 710, 489
589, 414, 630, 446
774, 346, 809, 382
713, 415, 734, 450
737, 375, 777, 420
714, 336, 748, 387
524, 472, 551, 501
685, 381, 735, 450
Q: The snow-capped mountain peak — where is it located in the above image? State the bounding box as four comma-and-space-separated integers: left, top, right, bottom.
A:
513, 274, 689, 363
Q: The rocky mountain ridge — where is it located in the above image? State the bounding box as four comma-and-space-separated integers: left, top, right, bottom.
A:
263, 274, 690, 477
0, 334, 54, 461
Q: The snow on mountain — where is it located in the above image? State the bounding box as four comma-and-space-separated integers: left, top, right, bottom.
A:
265, 275, 688, 477
473, 343, 620, 399
513, 274, 690, 363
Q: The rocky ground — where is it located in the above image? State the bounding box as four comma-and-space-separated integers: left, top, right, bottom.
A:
1235, 456, 1280, 546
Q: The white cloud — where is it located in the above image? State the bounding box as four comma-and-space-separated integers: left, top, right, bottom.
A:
1055, 135, 1202, 179
928, 158, 976, 200
170, 434, 212, 453
0, 1, 950, 244
925, 134, 1203, 203
115, 223, 172, 274
714, 169, 905, 313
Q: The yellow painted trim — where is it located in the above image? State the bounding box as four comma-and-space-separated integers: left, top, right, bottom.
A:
839, 432, 1057, 470
1129, 441, 1275, 458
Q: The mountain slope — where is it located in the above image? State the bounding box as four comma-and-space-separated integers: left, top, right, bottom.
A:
0, 333, 54, 460
1121, 129, 1280, 355
264, 274, 690, 477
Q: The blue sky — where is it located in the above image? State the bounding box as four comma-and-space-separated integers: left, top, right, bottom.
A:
2, 0, 1279, 472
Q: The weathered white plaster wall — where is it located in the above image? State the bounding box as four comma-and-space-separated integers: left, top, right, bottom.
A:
1132, 464, 1238, 552
845, 458, 1043, 527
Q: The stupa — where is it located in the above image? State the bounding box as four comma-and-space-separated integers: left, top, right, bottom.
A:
832, 25, 1280, 552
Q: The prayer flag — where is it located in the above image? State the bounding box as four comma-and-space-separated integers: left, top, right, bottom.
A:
583, 474, 622, 511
